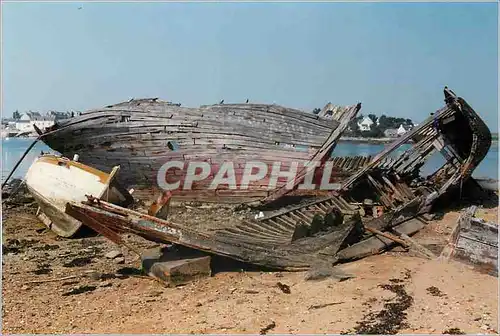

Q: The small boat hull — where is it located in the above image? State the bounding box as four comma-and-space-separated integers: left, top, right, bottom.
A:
25, 154, 133, 237
442, 206, 498, 276
29, 187, 82, 237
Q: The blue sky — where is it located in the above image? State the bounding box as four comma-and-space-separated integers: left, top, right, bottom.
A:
2, 2, 498, 128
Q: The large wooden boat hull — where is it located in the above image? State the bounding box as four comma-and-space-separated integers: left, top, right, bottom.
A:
38, 101, 362, 203
25, 155, 134, 237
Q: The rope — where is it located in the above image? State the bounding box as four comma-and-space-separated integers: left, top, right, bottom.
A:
459, 177, 463, 201
1, 138, 39, 189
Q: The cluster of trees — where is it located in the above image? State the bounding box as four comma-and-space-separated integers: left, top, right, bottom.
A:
312, 108, 414, 138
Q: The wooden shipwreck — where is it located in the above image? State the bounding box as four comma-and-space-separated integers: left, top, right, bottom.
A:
58, 87, 493, 270
37, 99, 362, 203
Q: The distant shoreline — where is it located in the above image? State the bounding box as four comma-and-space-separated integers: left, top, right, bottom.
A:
339, 136, 408, 144
339, 136, 499, 145
3, 135, 498, 146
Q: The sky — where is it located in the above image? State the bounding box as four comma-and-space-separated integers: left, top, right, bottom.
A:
1, 2, 498, 128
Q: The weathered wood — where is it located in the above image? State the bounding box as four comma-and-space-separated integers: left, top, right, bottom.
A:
364, 226, 409, 247
42, 86, 492, 233
341, 106, 457, 190
56, 86, 493, 271
25, 155, 133, 238
141, 248, 211, 287
337, 217, 426, 261
40, 97, 362, 204
439, 205, 478, 261
264, 103, 361, 202
66, 198, 359, 270
443, 206, 498, 275
392, 230, 437, 260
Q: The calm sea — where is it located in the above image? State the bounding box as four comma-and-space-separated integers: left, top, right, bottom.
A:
1, 138, 498, 183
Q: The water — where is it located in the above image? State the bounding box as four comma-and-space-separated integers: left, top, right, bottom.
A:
1, 138, 498, 183
332, 141, 499, 179
1, 138, 57, 183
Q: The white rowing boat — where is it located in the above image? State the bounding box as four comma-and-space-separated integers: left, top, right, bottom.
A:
25, 154, 133, 237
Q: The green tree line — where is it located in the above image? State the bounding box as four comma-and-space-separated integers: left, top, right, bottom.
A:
312, 108, 414, 138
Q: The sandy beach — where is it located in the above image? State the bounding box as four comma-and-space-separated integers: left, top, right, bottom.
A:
2, 199, 498, 335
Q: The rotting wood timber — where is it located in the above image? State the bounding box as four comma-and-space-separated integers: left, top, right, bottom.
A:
339, 87, 491, 212
66, 196, 361, 270
58, 87, 493, 269
324, 87, 493, 259
38, 100, 362, 203
440, 206, 498, 276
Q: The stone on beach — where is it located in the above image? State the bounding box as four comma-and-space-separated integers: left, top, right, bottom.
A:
141, 247, 211, 287
105, 250, 123, 259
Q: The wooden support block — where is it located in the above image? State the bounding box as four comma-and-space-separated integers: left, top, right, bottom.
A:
141, 247, 211, 287
393, 230, 437, 260
145, 256, 211, 287
37, 210, 53, 228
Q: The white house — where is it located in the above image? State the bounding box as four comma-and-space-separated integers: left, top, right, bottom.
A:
15, 112, 56, 133
358, 116, 374, 132
397, 124, 407, 136
383, 128, 399, 138
15, 119, 32, 132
